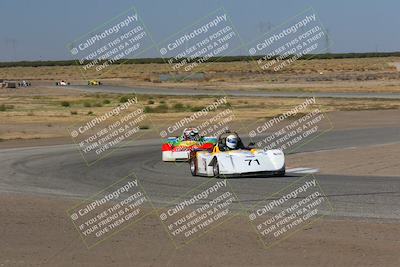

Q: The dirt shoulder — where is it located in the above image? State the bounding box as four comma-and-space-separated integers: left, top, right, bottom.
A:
0, 193, 399, 267
1, 109, 399, 149
289, 142, 400, 177
286, 109, 400, 178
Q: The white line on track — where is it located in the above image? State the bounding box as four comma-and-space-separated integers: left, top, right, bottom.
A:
286, 167, 319, 174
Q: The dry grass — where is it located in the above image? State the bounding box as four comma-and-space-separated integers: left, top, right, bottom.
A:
1, 87, 399, 141
0, 57, 396, 79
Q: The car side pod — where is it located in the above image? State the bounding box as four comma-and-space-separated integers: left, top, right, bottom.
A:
210, 149, 285, 177
162, 143, 175, 161
267, 149, 285, 166
161, 143, 173, 151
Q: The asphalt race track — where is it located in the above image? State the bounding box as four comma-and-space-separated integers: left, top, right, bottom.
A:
1, 126, 399, 221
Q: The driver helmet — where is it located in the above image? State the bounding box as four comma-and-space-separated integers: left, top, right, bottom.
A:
183, 130, 190, 140
226, 134, 238, 150
189, 129, 200, 140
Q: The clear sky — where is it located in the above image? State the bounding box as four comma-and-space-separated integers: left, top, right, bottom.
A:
0, 0, 399, 61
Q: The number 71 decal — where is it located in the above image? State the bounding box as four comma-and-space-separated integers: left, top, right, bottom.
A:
245, 159, 260, 165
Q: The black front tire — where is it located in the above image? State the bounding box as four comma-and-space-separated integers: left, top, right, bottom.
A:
189, 158, 197, 176
274, 166, 285, 177
212, 160, 220, 178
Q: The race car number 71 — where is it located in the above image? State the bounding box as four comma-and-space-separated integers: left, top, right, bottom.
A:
245, 159, 260, 165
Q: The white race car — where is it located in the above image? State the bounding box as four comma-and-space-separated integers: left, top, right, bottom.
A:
55, 80, 70, 86
189, 132, 285, 177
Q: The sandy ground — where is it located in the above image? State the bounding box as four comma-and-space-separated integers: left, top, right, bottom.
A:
289, 142, 400, 177
0, 193, 399, 267
286, 109, 400, 177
